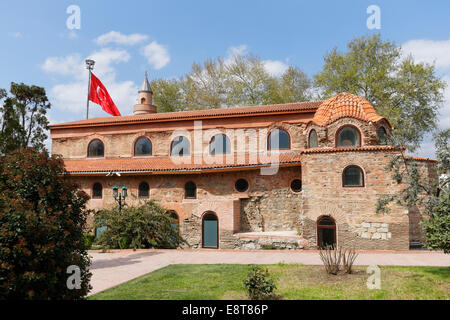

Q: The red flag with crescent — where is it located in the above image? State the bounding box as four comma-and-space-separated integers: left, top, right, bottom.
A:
89, 73, 121, 116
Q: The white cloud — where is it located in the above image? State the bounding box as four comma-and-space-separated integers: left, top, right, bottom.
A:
225, 45, 288, 76
402, 39, 450, 69
42, 49, 130, 81
142, 41, 170, 69
403, 38, 450, 159
9, 32, 23, 38
95, 31, 148, 46
262, 60, 289, 77
42, 48, 137, 118
41, 54, 83, 77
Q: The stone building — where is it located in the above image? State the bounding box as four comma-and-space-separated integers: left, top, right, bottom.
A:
49, 74, 437, 250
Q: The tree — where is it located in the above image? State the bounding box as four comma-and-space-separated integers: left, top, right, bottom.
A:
151, 78, 186, 113
376, 129, 449, 253
314, 34, 446, 151
0, 82, 50, 155
0, 148, 91, 299
434, 129, 450, 176
421, 191, 450, 253
149, 53, 312, 112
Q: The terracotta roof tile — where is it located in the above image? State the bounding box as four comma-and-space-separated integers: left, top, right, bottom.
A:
63, 152, 302, 174
301, 145, 397, 154
49, 101, 322, 129
312, 92, 386, 126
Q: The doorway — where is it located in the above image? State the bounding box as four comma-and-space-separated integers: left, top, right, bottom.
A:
317, 216, 336, 248
202, 212, 218, 248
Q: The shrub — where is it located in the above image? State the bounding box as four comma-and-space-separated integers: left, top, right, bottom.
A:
318, 245, 342, 275
319, 246, 359, 275
243, 266, 277, 300
83, 233, 95, 250
118, 237, 131, 249
94, 201, 182, 249
422, 191, 450, 253
0, 148, 91, 299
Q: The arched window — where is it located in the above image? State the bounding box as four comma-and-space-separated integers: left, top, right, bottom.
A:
185, 181, 197, 199
209, 134, 231, 155
290, 179, 302, 192
140, 97, 146, 104
138, 182, 150, 198
134, 137, 152, 156
88, 139, 104, 157
308, 129, 318, 148
235, 178, 249, 192
378, 126, 387, 145
336, 126, 360, 148
170, 136, 190, 156
268, 129, 290, 150
342, 165, 364, 187
92, 182, 103, 199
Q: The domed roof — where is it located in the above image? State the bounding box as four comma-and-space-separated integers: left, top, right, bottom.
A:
312, 92, 386, 126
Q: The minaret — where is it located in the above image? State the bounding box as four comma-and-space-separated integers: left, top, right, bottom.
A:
133, 71, 157, 115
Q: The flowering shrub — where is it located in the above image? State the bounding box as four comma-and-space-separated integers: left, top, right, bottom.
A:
0, 148, 91, 299
94, 201, 182, 249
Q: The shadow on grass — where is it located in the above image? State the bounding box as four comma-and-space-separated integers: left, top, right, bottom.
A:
417, 266, 450, 280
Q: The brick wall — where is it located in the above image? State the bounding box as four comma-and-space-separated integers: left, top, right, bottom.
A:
301, 149, 411, 250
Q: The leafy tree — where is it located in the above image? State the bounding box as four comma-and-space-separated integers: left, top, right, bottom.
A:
150, 53, 312, 112
0, 82, 50, 155
421, 191, 450, 253
314, 34, 446, 151
376, 129, 449, 253
185, 58, 228, 109
94, 201, 182, 249
434, 129, 450, 176
151, 78, 186, 113
0, 148, 91, 299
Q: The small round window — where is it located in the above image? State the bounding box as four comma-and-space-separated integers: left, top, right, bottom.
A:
235, 178, 249, 192
290, 179, 302, 192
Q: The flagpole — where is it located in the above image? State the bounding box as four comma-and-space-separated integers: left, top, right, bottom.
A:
85, 59, 95, 119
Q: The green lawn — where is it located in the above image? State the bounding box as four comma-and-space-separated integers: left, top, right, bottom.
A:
89, 264, 450, 300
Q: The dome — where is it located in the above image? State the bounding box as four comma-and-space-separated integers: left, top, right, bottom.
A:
312, 92, 386, 126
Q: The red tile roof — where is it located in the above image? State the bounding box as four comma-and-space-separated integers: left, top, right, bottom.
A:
49, 101, 322, 129
63, 152, 303, 174
312, 92, 386, 126
301, 145, 397, 154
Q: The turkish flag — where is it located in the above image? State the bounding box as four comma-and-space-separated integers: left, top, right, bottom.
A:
89, 73, 121, 116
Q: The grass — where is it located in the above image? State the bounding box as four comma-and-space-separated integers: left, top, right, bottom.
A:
89, 264, 450, 300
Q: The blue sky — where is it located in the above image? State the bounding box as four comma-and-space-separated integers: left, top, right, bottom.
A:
1, 0, 449, 157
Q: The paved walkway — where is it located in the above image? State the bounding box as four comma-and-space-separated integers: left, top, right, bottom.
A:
88, 249, 450, 295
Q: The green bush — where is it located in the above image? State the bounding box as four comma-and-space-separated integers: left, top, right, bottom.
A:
83, 233, 95, 250
243, 266, 277, 300
118, 237, 131, 249
94, 201, 182, 249
422, 191, 450, 253
0, 148, 91, 299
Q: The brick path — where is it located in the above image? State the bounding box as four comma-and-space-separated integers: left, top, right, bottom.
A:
88, 249, 450, 295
